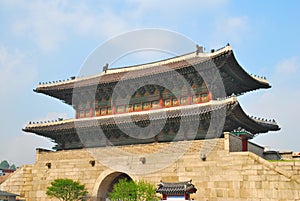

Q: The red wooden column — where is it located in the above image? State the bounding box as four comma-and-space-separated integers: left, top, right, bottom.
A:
184, 193, 190, 200
208, 91, 212, 101
112, 101, 117, 114
187, 89, 192, 105
159, 91, 164, 108
232, 130, 252, 152
159, 99, 164, 108
89, 107, 93, 117
75, 105, 79, 119
242, 137, 248, 151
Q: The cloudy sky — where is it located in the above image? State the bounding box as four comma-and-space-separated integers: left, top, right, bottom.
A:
0, 0, 299, 166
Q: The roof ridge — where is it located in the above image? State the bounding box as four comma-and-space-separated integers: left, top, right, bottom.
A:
36, 45, 232, 88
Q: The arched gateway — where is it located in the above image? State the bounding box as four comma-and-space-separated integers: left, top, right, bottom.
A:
92, 170, 135, 201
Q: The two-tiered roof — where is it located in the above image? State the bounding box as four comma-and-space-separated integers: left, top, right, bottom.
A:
23, 45, 279, 150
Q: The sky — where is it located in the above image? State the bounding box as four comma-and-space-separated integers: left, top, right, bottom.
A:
0, 0, 299, 166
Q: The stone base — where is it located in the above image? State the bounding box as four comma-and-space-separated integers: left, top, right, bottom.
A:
1, 133, 300, 201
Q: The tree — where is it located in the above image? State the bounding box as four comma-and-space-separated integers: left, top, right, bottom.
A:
0, 160, 10, 169
0, 160, 16, 170
108, 178, 137, 201
9, 164, 16, 170
136, 180, 159, 201
108, 178, 159, 201
46, 178, 88, 201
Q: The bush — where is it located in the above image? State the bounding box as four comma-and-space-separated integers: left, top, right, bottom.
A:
108, 178, 159, 201
46, 178, 88, 201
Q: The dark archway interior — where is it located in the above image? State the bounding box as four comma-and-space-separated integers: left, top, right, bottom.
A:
97, 172, 132, 201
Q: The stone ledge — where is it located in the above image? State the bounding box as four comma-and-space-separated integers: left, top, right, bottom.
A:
230, 151, 300, 184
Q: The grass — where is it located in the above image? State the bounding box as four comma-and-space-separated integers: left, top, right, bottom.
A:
268, 159, 299, 162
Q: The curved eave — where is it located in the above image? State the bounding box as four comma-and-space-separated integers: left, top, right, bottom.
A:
221, 51, 270, 95
23, 98, 280, 145
34, 87, 73, 105
227, 103, 280, 134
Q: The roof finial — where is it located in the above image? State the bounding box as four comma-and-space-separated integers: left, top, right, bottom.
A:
196, 45, 204, 55
103, 63, 109, 73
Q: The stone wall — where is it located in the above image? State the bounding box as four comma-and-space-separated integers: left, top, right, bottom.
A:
1, 133, 300, 201
248, 141, 265, 158
229, 134, 242, 152
228, 134, 283, 160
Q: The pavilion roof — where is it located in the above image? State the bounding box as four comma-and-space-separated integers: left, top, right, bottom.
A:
156, 180, 197, 195
33, 45, 270, 105
0, 190, 19, 197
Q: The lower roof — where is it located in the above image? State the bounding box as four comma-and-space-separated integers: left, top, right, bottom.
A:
23, 97, 280, 149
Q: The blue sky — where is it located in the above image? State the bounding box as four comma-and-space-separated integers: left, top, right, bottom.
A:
0, 0, 299, 166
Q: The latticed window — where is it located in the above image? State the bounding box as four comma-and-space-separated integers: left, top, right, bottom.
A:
79, 111, 85, 118
151, 101, 160, 108
107, 107, 112, 115
192, 94, 201, 103
125, 104, 133, 112
164, 99, 171, 107
172, 98, 179, 106
142, 102, 150, 110
134, 103, 142, 111
95, 109, 100, 116
117, 105, 125, 113
201, 93, 208, 102
100, 108, 107, 115
180, 96, 188, 105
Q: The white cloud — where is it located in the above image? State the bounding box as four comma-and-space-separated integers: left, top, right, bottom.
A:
0, 111, 68, 166
249, 89, 300, 151
0, 133, 54, 166
275, 56, 299, 75
213, 16, 250, 46
241, 57, 300, 151
127, 0, 228, 16
0, 46, 37, 100
9, 1, 131, 52
4, 0, 232, 53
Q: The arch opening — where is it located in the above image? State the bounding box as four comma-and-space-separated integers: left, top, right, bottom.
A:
96, 172, 132, 201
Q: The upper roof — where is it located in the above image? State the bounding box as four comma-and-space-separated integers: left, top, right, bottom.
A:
33, 45, 270, 105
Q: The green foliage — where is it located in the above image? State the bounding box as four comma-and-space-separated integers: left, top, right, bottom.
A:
108, 178, 137, 201
108, 178, 159, 201
10, 164, 16, 170
46, 178, 88, 201
268, 159, 298, 162
136, 180, 159, 201
0, 160, 10, 169
0, 160, 16, 170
